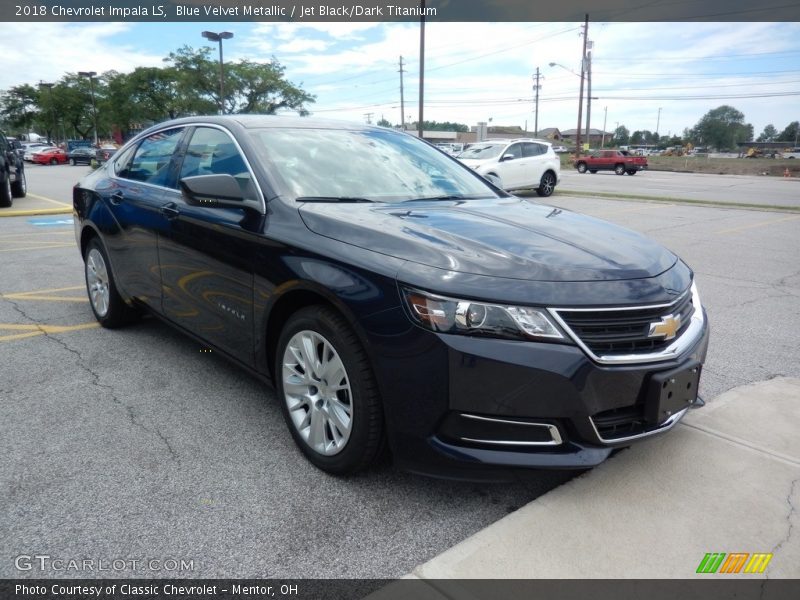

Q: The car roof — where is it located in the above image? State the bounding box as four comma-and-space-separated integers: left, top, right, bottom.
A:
141, 114, 394, 135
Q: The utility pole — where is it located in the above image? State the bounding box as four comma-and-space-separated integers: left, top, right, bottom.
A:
398, 56, 406, 130
585, 40, 593, 149
418, 0, 426, 139
363, 112, 374, 124
78, 71, 98, 145
532, 67, 542, 137
575, 14, 588, 157
656, 107, 662, 138
601, 106, 608, 148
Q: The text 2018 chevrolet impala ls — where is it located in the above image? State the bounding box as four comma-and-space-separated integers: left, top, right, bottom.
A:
73, 116, 708, 479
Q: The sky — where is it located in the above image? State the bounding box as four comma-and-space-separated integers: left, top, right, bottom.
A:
1, 20, 799, 139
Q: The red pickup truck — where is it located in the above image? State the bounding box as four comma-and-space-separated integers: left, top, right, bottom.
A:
574, 150, 648, 175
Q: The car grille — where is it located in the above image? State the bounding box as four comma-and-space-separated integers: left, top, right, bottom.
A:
553, 290, 694, 357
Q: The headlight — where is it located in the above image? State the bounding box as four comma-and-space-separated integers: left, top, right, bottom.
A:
401, 288, 564, 342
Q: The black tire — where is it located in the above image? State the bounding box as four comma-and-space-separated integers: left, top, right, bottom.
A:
11, 169, 26, 198
0, 173, 12, 208
275, 305, 384, 475
536, 171, 557, 197
84, 237, 139, 328
614, 164, 625, 175
589, 170, 598, 174
576, 162, 588, 174
70, 158, 76, 166
626, 169, 638, 175
49, 158, 57, 166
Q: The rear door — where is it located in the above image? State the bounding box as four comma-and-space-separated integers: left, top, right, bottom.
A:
521, 142, 548, 186
102, 127, 187, 309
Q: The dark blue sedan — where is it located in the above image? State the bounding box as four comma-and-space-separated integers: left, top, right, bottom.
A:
72, 116, 709, 479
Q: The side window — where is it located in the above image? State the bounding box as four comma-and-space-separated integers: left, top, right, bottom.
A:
179, 127, 255, 199
123, 128, 184, 186
504, 143, 522, 159
522, 143, 545, 157
0, 135, 8, 153
113, 145, 137, 177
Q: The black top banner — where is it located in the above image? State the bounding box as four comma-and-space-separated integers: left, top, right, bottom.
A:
3, 0, 800, 22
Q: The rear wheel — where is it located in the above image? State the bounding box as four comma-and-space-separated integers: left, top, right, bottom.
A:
11, 170, 27, 198
49, 158, 57, 166
536, 171, 556, 197
0, 174, 12, 208
576, 162, 588, 173
626, 169, 638, 175
614, 164, 625, 175
84, 238, 139, 328
589, 170, 598, 174
276, 305, 384, 475
70, 158, 76, 166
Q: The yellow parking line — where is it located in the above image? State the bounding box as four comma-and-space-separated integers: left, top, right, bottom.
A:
715, 215, 800, 234
0, 207, 73, 217
0, 322, 99, 343
26, 193, 72, 207
1, 286, 86, 303
0, 243, 75, 252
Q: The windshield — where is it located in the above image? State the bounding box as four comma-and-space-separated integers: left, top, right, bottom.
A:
457, 144, 505, 160
250, 127, 499, 203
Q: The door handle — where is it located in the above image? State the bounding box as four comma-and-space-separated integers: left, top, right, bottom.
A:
109, 191, 124, 206
160, 202, 180, 219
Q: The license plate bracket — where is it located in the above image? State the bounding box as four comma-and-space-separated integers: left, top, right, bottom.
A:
645, 361, 701, 425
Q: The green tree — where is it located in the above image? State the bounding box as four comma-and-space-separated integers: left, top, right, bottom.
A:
165, 46, 313, 115
757, 124, 778, 142
0, 84, 40, 136
376, 117, 393, 127
689, 105, 752, 151
613, 125, 629, 145
410, 120, 469, 132
776, 121, 799, 143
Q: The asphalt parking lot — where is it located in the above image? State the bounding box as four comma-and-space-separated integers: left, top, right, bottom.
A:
2, 165, 799, 579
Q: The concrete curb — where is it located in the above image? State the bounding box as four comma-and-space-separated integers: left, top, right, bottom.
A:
403, 378, 800, 580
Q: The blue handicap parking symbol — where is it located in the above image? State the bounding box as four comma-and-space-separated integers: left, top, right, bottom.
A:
27, 217, 74, 227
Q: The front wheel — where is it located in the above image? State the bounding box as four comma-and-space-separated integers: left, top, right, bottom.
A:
576, 162, 588, 173
589, 170, 598, 174
84, 238, 139, 328
626, 169, 638, 175
70, 158, 76, 166
276, 306, 384, 475
536, 171, 556, 197
614, 164, 625, 175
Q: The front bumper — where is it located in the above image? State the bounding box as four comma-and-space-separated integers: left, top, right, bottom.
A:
378, 309, 709, 480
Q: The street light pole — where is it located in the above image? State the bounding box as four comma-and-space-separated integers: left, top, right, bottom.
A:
78, 71, 98, 145
585, 41, 593, 149
39, 81, 56, 144
601, 106, 608, 148
202, 31, 234, 114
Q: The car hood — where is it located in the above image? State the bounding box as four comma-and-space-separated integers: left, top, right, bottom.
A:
457, 158, 495, 170
298, 198, 677, 282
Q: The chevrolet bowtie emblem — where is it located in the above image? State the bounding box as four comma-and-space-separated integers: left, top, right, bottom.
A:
648, 314, 681, 340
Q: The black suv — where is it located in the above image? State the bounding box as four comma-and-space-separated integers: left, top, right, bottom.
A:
0, 131, 27, 207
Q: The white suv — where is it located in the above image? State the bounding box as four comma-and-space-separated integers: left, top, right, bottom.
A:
457, 139, 560, 196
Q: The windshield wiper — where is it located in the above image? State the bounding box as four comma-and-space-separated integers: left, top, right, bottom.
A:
403, 194, 472, 202
295, 196, 376, 203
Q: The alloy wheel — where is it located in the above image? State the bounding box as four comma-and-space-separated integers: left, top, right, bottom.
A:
86, 248, 110, 317
282, 330, 353, 456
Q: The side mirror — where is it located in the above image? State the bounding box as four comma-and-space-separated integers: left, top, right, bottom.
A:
180, 174, 264, 214
501, 153, 515, 161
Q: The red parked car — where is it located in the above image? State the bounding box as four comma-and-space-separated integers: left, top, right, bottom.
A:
31, 148, 68, 165
574, 150, 648, 175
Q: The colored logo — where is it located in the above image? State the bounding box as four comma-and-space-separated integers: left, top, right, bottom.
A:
648, 314, 681, 340
696, 552, 773, 574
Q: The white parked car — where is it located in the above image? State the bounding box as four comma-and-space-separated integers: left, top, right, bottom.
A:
456, 139, 560, 196
23, 143, 52, 161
